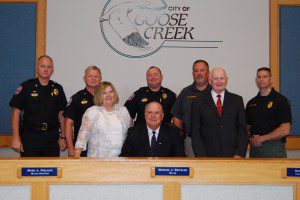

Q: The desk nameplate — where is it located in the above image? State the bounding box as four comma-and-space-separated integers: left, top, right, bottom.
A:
17, 167, 62, 178
282, 168, 300, 178
151, 166, 193, 177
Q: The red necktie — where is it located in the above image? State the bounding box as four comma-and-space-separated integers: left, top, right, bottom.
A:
216, 94, 222, 116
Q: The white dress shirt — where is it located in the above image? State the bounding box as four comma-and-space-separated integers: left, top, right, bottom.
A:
211, 90, 225, 105
147, 126, 160, 146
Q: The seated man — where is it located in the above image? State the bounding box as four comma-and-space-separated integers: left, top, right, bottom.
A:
120, 102, 185, 157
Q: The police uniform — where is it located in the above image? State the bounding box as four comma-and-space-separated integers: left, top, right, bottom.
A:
124, 86, 176, 125
246, 87, 292, 158
171, 83, 211, 137
63, 88, 94, 157
9, 78, 67, 157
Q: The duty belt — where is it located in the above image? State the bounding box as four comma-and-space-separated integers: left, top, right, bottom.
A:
26, 122, 58, 132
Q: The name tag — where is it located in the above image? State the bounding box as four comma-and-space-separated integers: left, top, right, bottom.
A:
282, 168, 300, 178
17, 167, 62, 178
151, 167, 193, 177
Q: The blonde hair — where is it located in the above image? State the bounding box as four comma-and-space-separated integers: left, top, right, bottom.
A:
93, 81, 119, 106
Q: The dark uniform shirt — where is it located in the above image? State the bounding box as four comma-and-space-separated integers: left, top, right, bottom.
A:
9, 78, 67, 125
63, 88, 94, 144
124, 86, 176, 125
171, 83, 211, 137
9, 78, 67, 157
246, 87, 292, 141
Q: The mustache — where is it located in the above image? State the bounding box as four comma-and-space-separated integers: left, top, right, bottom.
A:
197, 75, 203, 79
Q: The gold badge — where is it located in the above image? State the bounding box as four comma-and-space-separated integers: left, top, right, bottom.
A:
141, 98, 148, 102
162, 93, 167, 99
31, 92, 38, 97
81, 99, 88, 104
267, 101, 273, 108
53, 89, 59, 96
250, 104, 257, 107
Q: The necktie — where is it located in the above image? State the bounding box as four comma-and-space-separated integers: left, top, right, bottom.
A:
216, 94, 222, 116
151, 131, 157, 149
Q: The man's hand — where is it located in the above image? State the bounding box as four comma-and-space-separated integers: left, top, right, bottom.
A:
11, 137, 23, 153
250, 135, 264, 147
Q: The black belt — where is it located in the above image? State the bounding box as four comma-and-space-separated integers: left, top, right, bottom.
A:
26, 122, 58, 132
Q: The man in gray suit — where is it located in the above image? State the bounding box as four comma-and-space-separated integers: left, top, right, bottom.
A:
191, 67, 248, 157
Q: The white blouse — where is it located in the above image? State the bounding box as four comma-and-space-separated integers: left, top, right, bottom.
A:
75, 104, 131, 158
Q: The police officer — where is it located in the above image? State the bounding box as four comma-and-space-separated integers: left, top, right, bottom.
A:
171, 60, 211, 156
124, 66, 176, 125
10, 55, 67, 157
246, 67, 292, 158
63, 66, 102, 157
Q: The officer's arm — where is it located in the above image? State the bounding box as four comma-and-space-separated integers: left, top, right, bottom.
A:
11, 107, 23, 152
259, 123, 291, 142
65, 118, 75, 157
58, 111, 67, 150
172, 117, 185, 139
124, 93, 137, 120
173, 117, 182, 129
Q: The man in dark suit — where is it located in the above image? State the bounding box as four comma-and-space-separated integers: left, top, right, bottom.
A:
191, 67, 248, 158
120, 102, 185, 157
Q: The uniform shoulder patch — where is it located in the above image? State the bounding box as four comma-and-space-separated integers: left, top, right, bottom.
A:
127, 93, 135, 101
14, 85, 23, 95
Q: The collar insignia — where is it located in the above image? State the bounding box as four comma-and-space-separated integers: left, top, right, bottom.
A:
142, 97, 148, 102
81, 99, 88, 104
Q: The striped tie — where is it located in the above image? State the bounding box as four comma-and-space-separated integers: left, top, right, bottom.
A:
216, 94, 222, 116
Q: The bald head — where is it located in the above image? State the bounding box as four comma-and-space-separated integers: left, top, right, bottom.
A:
210, 67, 228, 94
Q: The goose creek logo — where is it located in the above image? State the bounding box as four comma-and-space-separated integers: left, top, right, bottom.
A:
99, 0, 195, 58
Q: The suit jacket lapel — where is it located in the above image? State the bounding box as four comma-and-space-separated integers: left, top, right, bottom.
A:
157, 124, 167, 145
151, 124, 168, 156
203, 92, 220, 116
222, 90, 230, 115
141, 124, 152, 155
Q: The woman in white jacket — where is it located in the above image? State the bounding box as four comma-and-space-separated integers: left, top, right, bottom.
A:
74, 81, 131, 158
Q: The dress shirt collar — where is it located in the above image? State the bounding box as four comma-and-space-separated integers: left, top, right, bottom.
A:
211, 90, 225, 105
147, 125, 160, 141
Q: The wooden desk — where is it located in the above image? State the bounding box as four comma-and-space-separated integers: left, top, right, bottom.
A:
0, 158, 300, 200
